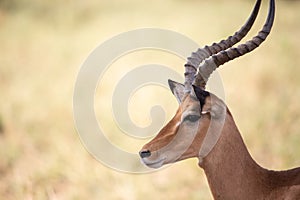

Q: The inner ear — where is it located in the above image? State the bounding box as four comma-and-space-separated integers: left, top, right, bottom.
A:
192, 85, 210, 110
168, 79, 185, 103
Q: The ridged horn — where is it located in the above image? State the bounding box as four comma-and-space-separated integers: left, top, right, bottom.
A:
184, 0, 262, 92
194, 0, 275, 89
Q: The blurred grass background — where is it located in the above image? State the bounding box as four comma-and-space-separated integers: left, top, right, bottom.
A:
1, 0, 300, 199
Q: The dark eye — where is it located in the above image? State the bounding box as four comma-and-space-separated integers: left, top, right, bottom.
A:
184, 115, 200, 123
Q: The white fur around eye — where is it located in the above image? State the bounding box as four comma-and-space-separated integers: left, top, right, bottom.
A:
201, 111, 210, 115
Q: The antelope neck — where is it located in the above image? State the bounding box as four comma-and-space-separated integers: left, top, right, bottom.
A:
200, 111, 270, 199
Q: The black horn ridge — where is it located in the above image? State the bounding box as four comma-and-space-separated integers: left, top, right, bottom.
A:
194, 0, 275, 88
184, 0, 262, 91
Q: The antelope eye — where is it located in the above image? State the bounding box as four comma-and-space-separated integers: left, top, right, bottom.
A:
184, 115, 200, 123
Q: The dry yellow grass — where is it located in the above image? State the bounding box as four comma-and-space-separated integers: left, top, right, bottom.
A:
0, 0, 300, 199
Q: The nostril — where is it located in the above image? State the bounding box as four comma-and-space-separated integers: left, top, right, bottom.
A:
139, 150, 151, 158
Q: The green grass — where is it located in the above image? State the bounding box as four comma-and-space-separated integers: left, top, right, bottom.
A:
1, 0, 300, 199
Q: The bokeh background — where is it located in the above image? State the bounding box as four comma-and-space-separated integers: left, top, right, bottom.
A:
1, 0, 300, 199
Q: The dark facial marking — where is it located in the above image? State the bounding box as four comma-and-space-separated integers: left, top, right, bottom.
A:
192, 85, 210, 111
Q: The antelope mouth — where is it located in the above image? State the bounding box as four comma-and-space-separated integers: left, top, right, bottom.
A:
142, 158, 166, 169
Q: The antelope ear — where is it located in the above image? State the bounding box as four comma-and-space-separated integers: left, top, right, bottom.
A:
168, 79, 185, 103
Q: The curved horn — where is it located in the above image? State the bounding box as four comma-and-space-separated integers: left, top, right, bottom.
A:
194, 0, 275, 89
184, 0, 262, 92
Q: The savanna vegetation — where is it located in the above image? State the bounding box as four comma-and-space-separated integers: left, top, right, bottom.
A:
0, 0, 300, 199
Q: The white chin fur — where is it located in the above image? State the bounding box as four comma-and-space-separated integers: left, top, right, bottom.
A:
141, 158, 166, 169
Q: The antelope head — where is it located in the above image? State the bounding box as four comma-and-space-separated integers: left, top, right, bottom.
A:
139, 0, 275, 169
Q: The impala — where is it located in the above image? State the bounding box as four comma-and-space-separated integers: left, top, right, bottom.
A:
139, 0, 300, 199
